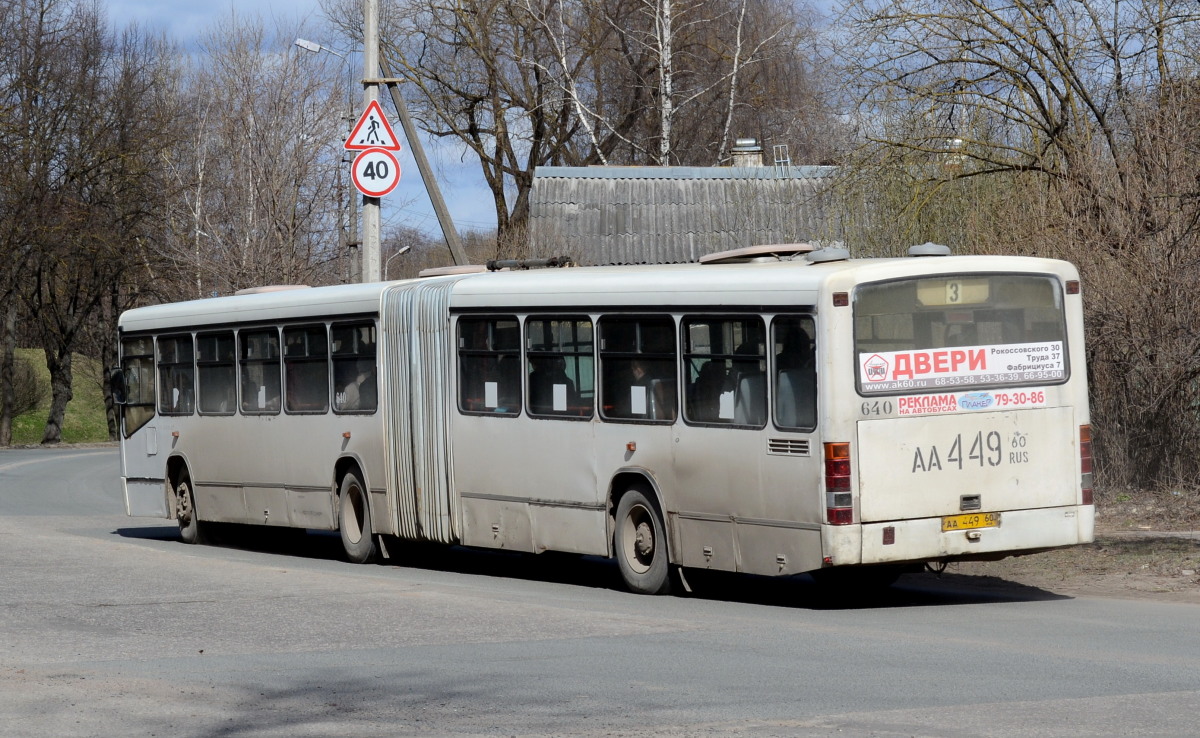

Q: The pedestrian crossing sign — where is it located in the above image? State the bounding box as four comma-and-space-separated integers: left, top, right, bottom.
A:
344, 99, 402, 151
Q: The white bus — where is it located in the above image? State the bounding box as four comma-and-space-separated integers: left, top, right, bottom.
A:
114, 244, 1094, 594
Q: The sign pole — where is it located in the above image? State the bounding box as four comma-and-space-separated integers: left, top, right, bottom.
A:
361, 0, 382, 283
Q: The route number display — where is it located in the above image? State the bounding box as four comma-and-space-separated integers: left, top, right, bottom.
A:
352, 148, 401, 198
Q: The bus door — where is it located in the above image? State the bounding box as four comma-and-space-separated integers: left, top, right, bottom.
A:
118, 335, 170, 518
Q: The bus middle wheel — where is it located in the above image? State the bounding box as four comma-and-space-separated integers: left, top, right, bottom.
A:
615, 485, 671, 595
338, 471, 377, 564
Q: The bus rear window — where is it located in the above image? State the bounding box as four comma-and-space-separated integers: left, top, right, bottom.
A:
854, 274, 1068, 394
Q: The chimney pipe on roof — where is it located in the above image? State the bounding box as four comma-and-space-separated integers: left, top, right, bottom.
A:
730, 137, 764, 167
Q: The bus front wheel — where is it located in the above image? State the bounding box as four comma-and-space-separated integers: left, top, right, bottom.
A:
175, 474, 205, 545
338, 471, 376, 564
615, 486, 671, 595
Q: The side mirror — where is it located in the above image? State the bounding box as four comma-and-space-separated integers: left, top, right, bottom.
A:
109, 367, 127, 405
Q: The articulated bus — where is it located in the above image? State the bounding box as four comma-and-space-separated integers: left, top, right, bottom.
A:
114, 244, 1093, 594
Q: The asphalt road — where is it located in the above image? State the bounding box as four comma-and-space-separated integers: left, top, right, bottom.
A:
2, 446, 1198, 737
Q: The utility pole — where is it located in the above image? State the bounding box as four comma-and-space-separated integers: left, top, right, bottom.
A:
361, 0, 382, 282
379, 57, 468, 266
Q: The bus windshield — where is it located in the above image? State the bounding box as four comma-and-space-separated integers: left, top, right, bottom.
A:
854, 273, 1068, 394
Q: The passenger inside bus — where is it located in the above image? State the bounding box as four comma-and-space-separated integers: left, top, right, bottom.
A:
528, 355, 578, 414
619, 358, 675, 421
336, 360, 377, 412
688, 360, 728, 422
774, 325, 816, 429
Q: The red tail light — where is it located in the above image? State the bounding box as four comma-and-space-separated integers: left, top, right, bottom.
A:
1080, 425, 1093, 505
824, 442, 853, 525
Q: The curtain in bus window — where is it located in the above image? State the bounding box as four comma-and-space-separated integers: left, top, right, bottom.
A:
120, 336, 155, 436
157, 334, 195, 416
197, 332, 236, 414
239, 329, 281, 414
332, 323, 378, 413
681, 317, 765, 426
284, 325, 330, 414
526, 317, 593, 418
458, 316, 520, 415
772, 316, 817, 430
599, 316, 677, 422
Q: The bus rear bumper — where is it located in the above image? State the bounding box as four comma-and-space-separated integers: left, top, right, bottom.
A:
859, 505, 1095, 565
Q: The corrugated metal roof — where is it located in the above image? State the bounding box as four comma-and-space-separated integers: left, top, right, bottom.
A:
530, 165, 841, 265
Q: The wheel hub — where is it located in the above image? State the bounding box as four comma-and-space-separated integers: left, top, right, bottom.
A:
176, 487, 192, 522
634, 521, 654, 558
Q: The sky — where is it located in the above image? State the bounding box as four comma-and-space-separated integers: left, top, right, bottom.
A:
106, 0, 500, 242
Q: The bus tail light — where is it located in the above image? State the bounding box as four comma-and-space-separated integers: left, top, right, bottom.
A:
1080, 425, 1093, 505
824, 442, 853, 525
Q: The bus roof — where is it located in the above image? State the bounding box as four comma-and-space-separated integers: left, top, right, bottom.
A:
118, 254, 1078, 332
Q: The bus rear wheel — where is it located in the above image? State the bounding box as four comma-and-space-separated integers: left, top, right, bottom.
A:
615, 486, 671, 595
338, 471, 376, 564
175, 474, 205, 545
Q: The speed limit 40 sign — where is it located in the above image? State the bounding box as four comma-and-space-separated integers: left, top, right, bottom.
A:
351, 147, 401, 197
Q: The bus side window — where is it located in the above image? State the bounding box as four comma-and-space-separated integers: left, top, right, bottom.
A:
284, 324, 330, 414
197, 332, 236, 414
599, 316, 677, 423
458, 316, 520, 416
683, 317, 765, 427
157, 334, 195, 416
772, 315, 817, 431
526, 317, 593, 418
239, 329, 281, 414
332, 322, 377, 413
120, 336, 156, 436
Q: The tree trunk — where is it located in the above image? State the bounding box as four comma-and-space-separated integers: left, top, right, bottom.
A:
41, 346, 73, 445
102, 292, 119, 441
0, 301, 15, 445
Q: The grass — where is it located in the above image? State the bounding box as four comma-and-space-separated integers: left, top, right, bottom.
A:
10, 348, 112, 445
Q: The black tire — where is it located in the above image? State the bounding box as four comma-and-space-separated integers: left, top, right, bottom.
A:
175, 474, 205, 545
338, 471, 376, 564
614, 485, 672, 595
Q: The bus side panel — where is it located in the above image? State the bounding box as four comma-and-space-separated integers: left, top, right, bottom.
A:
460, 496, 534, 552
454, 414, 602, 554
671, 426, 825, 575
670, 514, 737, 570
732, 521, 823, 577
123, 478, 170, 518
529, 504, 608, 555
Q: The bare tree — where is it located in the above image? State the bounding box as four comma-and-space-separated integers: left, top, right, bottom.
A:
0, 0, 182, 443
323, 0, 834, 250
835, 0, 1200, 489
159, 13, 350, 297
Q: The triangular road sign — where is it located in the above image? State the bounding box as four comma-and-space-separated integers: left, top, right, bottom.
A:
344, 99, 402, 151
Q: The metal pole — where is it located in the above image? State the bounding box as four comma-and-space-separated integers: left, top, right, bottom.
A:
361, 0, 382, 282
379, 56, 468, 266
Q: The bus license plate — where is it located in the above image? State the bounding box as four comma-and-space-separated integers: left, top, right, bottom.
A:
942, 512, 1002, 532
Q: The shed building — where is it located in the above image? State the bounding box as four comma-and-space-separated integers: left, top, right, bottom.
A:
529, 163, 839, 265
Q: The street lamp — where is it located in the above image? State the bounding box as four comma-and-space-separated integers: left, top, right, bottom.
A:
384, 244, 411, 280
294, 37, 344, 58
